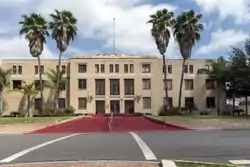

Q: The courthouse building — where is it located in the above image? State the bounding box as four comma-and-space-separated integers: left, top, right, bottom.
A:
1, 54, 226, 115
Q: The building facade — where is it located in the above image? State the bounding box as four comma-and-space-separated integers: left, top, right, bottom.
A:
0, 54, 226, 115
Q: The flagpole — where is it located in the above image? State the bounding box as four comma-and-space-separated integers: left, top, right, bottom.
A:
113, 17, 116, 55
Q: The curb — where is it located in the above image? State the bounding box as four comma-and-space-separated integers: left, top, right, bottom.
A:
174, 160, 235, 166
144, 116, 191, 130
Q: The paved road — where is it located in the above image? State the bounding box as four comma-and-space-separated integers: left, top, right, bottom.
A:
0, 130, 250, 166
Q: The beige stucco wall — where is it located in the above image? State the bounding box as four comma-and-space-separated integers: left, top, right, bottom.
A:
0, 54, 226, 115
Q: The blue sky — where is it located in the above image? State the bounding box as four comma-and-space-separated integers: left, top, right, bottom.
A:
0, 0, 249, 60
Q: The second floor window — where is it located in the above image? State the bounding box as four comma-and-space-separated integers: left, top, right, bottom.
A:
109, 64, 114, 73
130, 64, 134, 73
78, 79, 87, 90
124, 64, 128, 73
115, 64, 119, 73
168, 65, 172, 74
62, 65, 66, 74
185, 79, 194, 90
12, 66, 17, 74
142, 79, 151, 90
189, 65, 193, 73
124, 79, 134, 95
110, 79, 120, 95
95, 64, 99, 73
18, 66, 22, 74
206, 79, 215, 90
164, 79, 172, 90
100, 64, 105, 73
95, 79, 105, 95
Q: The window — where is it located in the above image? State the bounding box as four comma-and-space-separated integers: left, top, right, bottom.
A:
34, 98, 41, 110
18, 66, 22, 74
142, 64, 150, 73
62, 65, 66, 74
124, 64, 128, 73
163, 97, 173, 107
185, 97, 194, 107
143, 97, 151, 109
124, 79, 134, 95
110, 79, 120, 95
100, 64, 105, 73
184, 65, 188, 73
34, 80, 45, 90
185, 79, 194, 90
109, 64, 114, 73
35, 66, 44, 74
206, 79, 215, 90
163, 79, 172, 90
130, 64, 134, 73
78, 98, 87, 109
78, 79, 87, 90
59, 80, 66, 91
115, 64, 119, 73
12, 80, 22, 89
189, 65, 193, 73
58, 98, 65, 109
168, 65, 172, 74
95, 79, 105, 95
78, 64, 87, 73
95, 64, 99, 73
12, 66, 17, 74
142, 79, 151, 90
206, 97, 215, 108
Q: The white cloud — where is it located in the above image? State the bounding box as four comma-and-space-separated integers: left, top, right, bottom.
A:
194, 0, 250, 24
197, 29, 248, 54
35, 0, 178, 57
0, 37, 57, 60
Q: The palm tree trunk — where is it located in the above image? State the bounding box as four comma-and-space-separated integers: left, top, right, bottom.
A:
27, 95, 32, 117
217, 88, 220, 115
178, 58, 186, 113
245, 95, 248, 116
54, 51, 63, 110
0, 91, 3, 117
37, 56, 43, 113
162, 54, 169, 109
232, 93, 236, 115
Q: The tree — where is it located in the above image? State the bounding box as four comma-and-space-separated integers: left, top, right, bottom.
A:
19, 13, 49, 112
147, 9, 174, 109
206, 57, 229, 115
173, 10, 204, 112
9, 81, 39, 117
44, 69, 67, 99
0, 68, 12, 117
49, 10, 78, 110
228, 39, 250, 115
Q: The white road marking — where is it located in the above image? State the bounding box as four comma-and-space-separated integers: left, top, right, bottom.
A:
129, 132, 157, 160
161, 159, 177, 167
229, 160, 250, 165
0, 133, 78, 163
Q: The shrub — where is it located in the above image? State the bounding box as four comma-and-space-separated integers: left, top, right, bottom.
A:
158, 106, 179, 116
39, 106, 75, 117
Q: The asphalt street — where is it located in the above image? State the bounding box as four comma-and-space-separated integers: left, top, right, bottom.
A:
0, 130, 250, 166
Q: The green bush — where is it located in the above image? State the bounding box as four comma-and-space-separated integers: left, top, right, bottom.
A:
39, 106, 75, 117
158, 106, 179, 116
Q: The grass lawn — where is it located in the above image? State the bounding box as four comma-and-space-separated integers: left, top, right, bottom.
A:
175, 162, 235, 167
0, 116, 75, 124
153, 115, 239, 121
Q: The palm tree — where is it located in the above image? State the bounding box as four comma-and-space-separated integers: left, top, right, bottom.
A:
0, 68, 12, 117
44, 68, 67, 99
147, 9, 174, 109
206, 57, 229, 115
173, 10, 204, 113
19, 13, 49, 113
49, 9, 77, 110
9, 81, 39, 117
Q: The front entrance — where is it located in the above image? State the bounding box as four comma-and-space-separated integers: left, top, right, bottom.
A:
95, 100, 105, 114
110, 100, 120, 113
125, 100, 134, 114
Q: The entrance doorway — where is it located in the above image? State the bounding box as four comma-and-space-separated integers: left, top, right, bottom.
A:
125, 100, 134, 114
110, 100, 120, 113
95, 100, 105, 114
